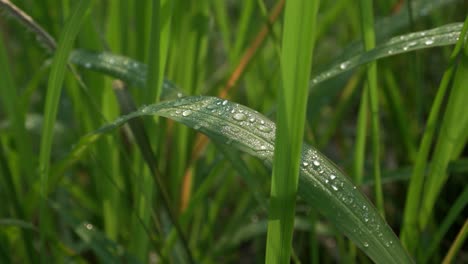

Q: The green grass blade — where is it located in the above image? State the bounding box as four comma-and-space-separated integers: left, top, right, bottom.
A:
422, 187, 468, 263
145, 0, 172, 104
37, 0, 92, 261
382, 69, 417, 162
71, 96, 413, 263
266, 1, 320, 263
419, 32, 468, 226
311, 23, 464, 86
400, 18, 468, 252
358, 0, 384, 217
69, 50, 183, 97
441, 219, 468, 264
353, 86, 368, 185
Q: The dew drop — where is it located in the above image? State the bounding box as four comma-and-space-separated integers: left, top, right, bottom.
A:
312, 160, 320, 167
249, 117, 255, 123
233, 113, 247, 121
331, 185, 338, 191
222, 100, 228, 105
363, 242, 369, 248
84, 62, 91, 68
182, 110, 192, 117
257, 125, 272, 132
340, 62, 349, 70
303, 162, 309, 167
424, 38, 434, 45
329, 174, 336, 180
177, 92, 183, 98
85, 223, 93, 230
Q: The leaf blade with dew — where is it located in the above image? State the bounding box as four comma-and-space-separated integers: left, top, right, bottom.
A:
71, 96, 413, 263
69, 49, 184, 99
69, 23, 464, 93
311, 23, 464, 86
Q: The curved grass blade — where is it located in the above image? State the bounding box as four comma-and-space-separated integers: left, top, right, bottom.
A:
75, 96, 412, 263
327, 0, 461, 64
311, 23, 464, 86
69, 49, 183, 99
69, 23, 464, 92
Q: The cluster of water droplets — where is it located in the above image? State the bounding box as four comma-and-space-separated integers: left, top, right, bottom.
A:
201, 98, 276, 158
136, 97, 275, 159
311, 23, 462, 88
299, 145, 398, 250
386, 30, 459, 55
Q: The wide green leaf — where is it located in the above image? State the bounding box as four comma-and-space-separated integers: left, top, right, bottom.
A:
72, 96, 412, 263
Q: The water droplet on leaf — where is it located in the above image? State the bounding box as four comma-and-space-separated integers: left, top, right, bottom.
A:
233, 113, 247, 121
182, 110, 192, 116
424, 38, 434, 45
257, 125, 272, 132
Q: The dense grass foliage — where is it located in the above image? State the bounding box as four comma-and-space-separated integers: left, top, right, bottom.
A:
0, 0, 467, 263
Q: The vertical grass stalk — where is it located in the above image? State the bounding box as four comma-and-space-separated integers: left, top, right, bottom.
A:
265, 1, 320, 263
358, 0, 384, 217
38, 0, 91, 262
